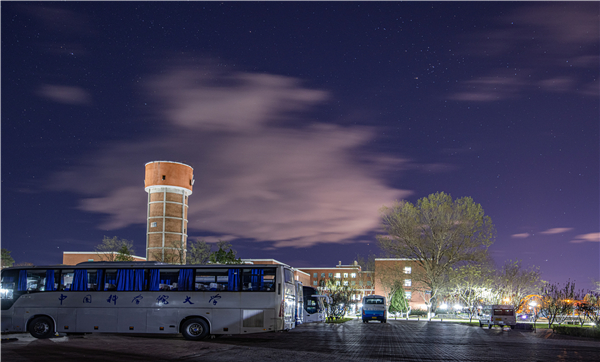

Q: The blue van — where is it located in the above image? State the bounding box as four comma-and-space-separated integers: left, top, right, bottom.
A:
361, 295, 387, 323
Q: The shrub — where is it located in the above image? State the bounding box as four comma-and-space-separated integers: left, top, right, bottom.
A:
552, 326, 600, 339
410, 309, 428, 316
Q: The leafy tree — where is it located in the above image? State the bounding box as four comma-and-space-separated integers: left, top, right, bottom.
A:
538, 280, 581, 328
187, 239, 212, 264
1, 248, 15, 268
495, 260, 541, 311
95, 236, 135, 262
208, 240, 241, 264
388, 285, 410, 318
377, 192, 495, 317
323, 279, 358, 319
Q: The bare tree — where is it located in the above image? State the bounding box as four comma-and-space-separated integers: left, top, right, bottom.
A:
538, 280, 581, 328
448, 263, 495, 322
95, 236, 135, 262
377, 192, 496, 317
187, 239, 212, 264
495, 260, 541, 311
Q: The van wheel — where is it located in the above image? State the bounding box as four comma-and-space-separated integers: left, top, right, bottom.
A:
28, 316, 54, 339
181, 318, 209, 341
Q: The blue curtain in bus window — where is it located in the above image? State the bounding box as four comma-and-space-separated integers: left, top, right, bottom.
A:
251, 269, 264, 291
45, 270, 55, 291
178, 269, 193, 291
96, 269, 104, 291
116, 269, 135, 291
149, 269, 160, 291
72, 270, 88, 291
228, 269, 239, 291
18, 270, 28, 291
133, 269, 144, 291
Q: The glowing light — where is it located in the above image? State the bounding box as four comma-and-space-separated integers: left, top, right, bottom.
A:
440, 304, 448, 309
453, 304, 462, 310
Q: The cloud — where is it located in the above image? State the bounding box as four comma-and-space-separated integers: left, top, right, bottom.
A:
570, 233, 600, 244
540, 227, 573, 235
37, 84, 92, 105
49, 65, 412, 247
511, 233, 530, 239
449, 3, 599, 101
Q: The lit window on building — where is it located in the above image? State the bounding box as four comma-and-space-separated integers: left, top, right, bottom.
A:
335, 281, 340, 286
343, 281, 348, 286
351, 273, 356, 278
335, 273, 341, 278
404, 266, 412, 274
404, 279, 412, 287
313, 281, 317, 286
313, 273, 317, 278
151, 222, 157, 227
343, 273, 348, 278
366, 281, 372, 286
329, 273, 333, 278
321, 273, 325, 278
351, 281, 356, 286
405, 291, 412, 300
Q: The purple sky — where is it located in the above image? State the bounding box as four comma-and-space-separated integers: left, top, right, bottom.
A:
2, 2, 598, 291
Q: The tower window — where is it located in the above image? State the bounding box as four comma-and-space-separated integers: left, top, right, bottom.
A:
162, 175, 166, 180
151, 222, 157, 227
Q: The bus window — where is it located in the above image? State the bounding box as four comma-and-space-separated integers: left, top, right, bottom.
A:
284, 268, 294, 284
159, 269, 179, 291
195, 269, 229, 291
25, 270, 47, 292
241, 268, 276, 291
105, 269, 118, 291
60, 270, 74, 291
1, 269, 18, 299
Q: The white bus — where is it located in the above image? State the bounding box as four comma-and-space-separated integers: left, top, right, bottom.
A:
1, 261, 297, 340
302, 286, 327, 323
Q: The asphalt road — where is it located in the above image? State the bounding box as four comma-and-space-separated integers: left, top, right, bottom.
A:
2, 319, 599, 361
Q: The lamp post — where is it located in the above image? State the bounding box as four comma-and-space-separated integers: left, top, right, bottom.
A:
529, 301, 537, 333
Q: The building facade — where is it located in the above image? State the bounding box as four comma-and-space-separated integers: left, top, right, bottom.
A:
62, 252, 146, 265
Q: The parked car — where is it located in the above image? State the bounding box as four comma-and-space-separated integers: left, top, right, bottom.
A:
479, 305, 516, 329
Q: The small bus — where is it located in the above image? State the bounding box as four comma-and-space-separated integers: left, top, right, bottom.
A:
361, 295, 387, 323
1, 261, 297, 340
302, 286, 326, 323
479, 305, 516, 329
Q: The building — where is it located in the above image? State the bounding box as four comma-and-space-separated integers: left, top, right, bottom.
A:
374, 258, 429, 311
144, 161, 194, 263
62, 251, 146, 265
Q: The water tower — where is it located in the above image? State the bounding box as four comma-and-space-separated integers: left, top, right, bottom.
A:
144, 161, 194, 263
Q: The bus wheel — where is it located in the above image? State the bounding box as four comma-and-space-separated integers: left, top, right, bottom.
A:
28, 316, 54, 339
181, 318, 210, 341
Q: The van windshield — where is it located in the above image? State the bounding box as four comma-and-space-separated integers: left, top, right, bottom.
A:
365, 298, 384, 304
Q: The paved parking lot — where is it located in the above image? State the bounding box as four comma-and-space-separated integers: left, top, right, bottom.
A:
2, 319, 599, 361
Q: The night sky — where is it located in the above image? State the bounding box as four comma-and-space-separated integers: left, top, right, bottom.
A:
2, 2, 598, 291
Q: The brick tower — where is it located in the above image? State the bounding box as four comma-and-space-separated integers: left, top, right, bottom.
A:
144, 161, 194, 263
